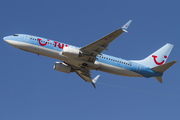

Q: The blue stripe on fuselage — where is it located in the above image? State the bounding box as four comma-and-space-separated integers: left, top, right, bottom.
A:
96, 54, 162, 77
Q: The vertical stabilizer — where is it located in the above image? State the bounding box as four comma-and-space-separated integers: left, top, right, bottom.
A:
132, 43, 174, 68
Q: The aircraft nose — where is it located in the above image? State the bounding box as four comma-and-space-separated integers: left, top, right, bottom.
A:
3, 36, 9, 43
3, 36, 20, 48
3, 36, 8, 41
3, 36, 12, 44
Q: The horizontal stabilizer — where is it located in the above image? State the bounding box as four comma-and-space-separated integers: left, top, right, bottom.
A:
154, 77, 162, 83
151, 60, 177, 73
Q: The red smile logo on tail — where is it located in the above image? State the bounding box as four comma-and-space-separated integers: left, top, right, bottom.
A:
152, 55, 167, 65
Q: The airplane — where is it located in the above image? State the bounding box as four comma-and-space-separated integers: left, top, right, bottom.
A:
3, 20, 177, 88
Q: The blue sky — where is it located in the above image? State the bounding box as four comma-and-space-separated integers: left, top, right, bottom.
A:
1, 0, 180, 120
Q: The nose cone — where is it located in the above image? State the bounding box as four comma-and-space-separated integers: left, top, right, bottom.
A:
3, 36, 9, 41
3, 36, 19, 48
4, 36, 13, 44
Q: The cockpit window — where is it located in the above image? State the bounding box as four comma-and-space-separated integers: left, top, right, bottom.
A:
13, 34, 18, 36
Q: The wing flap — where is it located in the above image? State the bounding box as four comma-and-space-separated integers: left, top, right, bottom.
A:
75, 70, 100, 88
75, 70, 92, 83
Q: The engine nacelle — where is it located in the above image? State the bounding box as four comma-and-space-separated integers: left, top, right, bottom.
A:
62, 46, 82, 58
53, 62, 72, 73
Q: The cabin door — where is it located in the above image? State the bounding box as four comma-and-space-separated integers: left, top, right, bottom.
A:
136, 65, 141, 72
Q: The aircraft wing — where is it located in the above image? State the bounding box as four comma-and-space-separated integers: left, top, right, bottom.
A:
75, 69, 92, 83
69, 64, 92, 82
73, 66, 100, 88
80, 20, 132, 62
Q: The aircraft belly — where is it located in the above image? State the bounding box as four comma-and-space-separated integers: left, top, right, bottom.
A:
97, 62, 142, 77
15, 41, 66, 61
28, 45, 58, 58
65, 58, 100, 69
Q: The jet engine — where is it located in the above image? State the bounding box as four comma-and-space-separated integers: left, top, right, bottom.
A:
53, 62, 73, 73
62, 46, 83, 58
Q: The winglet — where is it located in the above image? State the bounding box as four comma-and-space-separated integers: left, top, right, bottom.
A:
121, 20, 132, 33
92, 75, 100, 89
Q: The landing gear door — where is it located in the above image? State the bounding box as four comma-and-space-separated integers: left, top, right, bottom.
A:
24, 35, 29, 42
